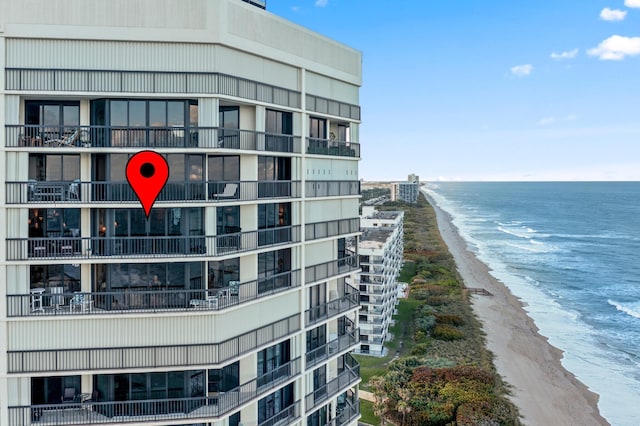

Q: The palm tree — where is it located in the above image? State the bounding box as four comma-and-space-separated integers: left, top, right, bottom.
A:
369, 376, 389, 425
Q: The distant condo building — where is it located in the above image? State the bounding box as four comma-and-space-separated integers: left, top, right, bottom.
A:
351, 207, 403, 356
0, 1, 363, 425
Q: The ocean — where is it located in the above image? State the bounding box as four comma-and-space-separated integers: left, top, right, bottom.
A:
424, 182, 640, 426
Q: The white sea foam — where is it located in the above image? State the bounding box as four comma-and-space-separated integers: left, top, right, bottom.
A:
608, 300, 640, 319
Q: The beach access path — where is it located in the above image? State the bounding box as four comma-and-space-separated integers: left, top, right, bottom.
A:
424, 191, 609, 426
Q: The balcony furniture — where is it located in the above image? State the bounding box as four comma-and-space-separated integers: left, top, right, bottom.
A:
217, 288, 230, 303
30, 287, 45, 312
29, 181, 65, 202
218, 183, 238, 198
50, 286, 64, 310
70, 293, 93, 313
45, 128, 82, 147
61, 387, 77, 404
66, 180, 80, 200
229, 280, 240, 297
190, 292, 218, 309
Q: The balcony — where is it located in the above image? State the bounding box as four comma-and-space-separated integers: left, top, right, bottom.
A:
10, 360, 299, 426
6, 226, 301, 260
258, 401, 300, 426
305, 255, 359, 284
305, 181, 360, 198
306, 329, 359, 369
5, 180, 301, 205
305, 355, 360, 411
5, 125, 302, 153
305, 218, 360, 241
305, 289, 359, 327
7, 270, 301, 317
306, 137, 360, 158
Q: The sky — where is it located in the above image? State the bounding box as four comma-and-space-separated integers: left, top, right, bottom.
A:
268, 0, 640, 181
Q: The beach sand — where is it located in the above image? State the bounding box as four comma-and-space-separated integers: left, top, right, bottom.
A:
424, 192, 609, 426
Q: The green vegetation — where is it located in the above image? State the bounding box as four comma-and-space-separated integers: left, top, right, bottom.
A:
358, 195, 520, 425
359, 399, 380, 425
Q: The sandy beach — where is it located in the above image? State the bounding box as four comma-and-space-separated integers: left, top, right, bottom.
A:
424, 191, 609, 426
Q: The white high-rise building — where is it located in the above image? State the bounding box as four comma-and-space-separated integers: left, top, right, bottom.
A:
0, 1, 362, 425
353, 207, 403, 356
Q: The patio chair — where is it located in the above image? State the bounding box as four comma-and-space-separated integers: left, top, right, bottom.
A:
61, 387, 77, 404
45, 129, 82, 147
66, 179, 80, 200
217, 183, 238, 199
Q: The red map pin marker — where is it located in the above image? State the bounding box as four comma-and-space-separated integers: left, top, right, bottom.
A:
126, 151, 169, 219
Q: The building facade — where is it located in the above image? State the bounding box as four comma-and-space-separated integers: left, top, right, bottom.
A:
352, 207, 403, 356
0, 1, 362, 425
391, 182, 418, 204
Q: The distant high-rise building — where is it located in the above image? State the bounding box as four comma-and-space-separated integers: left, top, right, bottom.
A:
352, 207, 404, 356
392, 181, 419, 203
0, 1, 363, 425
407, 174, 419, 184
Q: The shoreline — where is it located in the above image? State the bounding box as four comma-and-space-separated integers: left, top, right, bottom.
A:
423, 191, 609, 426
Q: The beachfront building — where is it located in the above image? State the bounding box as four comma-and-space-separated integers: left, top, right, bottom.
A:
0, 1, 363, 425
391, 181, 419, 204
352, 207, 403, 356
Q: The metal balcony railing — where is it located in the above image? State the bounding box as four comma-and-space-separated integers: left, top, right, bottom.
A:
306, 329, 359, 369
305, 180, 360, 198
305, 354, 360, 410
7, 270, 300, 317
5, 226, 301, 260
257, 401, 300, 426
305, 218, 359, 241
5, 180, 301, 204
306, 137, 360, 158
9, 359, 299, 426
5, 124, 302, 153
305, 255, 359, 284
305, 285, 359, 327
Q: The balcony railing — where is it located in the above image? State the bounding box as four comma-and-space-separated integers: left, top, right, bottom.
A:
5, 180, 301, 204
305, 285, 360, 327
305, 255, 359, 284
305, 218, 359, 241
6, 226, 301, 260
9, 362, 300, 426
305, 355, 360, 411
306, 137, 360, 158
258, 401, 300, 426
5, 125, 302, 153
7, 315, 300, 373
305, 180, 360, 198
7, 270, 300, 317
306, 329, 359, 369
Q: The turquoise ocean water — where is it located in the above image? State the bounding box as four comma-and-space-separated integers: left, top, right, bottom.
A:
424, 182, 640, 426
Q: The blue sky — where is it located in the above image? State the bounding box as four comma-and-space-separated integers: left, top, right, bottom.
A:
268, 0, 640, 181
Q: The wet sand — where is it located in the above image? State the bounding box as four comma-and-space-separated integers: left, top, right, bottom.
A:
424, 191, 609, 426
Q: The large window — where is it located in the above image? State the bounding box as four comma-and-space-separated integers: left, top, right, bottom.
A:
306, 325, 326, 353
258, 203, 291, 245
258, 383, 294, 423
258, 249, 291, 294
257, 340, 291, 387
265, 109, 293, 151
29, 154, 80, 182
207, 361, 239, 394
25, 101, 80, 140
90, 99, 197, 147
208, 155, 240, 198
219, 106, 239, 148
208, 257, 240, 289
30, 264, 81, 293
28, 208, 80, 238
31, 376, 80, 405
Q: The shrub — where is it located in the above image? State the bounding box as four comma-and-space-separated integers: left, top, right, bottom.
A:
426, 295, 449, 306
432, 324, 464, 341
435, 313, 465, 326
415, 315, 436, 334
411, 342, 431, 355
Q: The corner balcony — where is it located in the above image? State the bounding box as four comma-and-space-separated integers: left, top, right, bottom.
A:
305, 354, 360, 412
305, 284, 359, 327
6, 226, 301, 261
9, 359, 301, 426
306, 328, 359, 369
305, 181, 360, 198
306, 137, 360, 158
7, 270, 301, 317
5, 180, 301, 205
5, 125, 301, 153
305, 254, 359, 284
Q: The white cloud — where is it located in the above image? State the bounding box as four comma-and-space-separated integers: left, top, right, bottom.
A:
550, 48, 579, 60
314, 0, 328, 7
587, 35, 640, 60
291, 6, 300, 12
510, 64, 533, 76
625, 0, 640, 8
600, 8, 627, 21
537, 117, 556, 126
